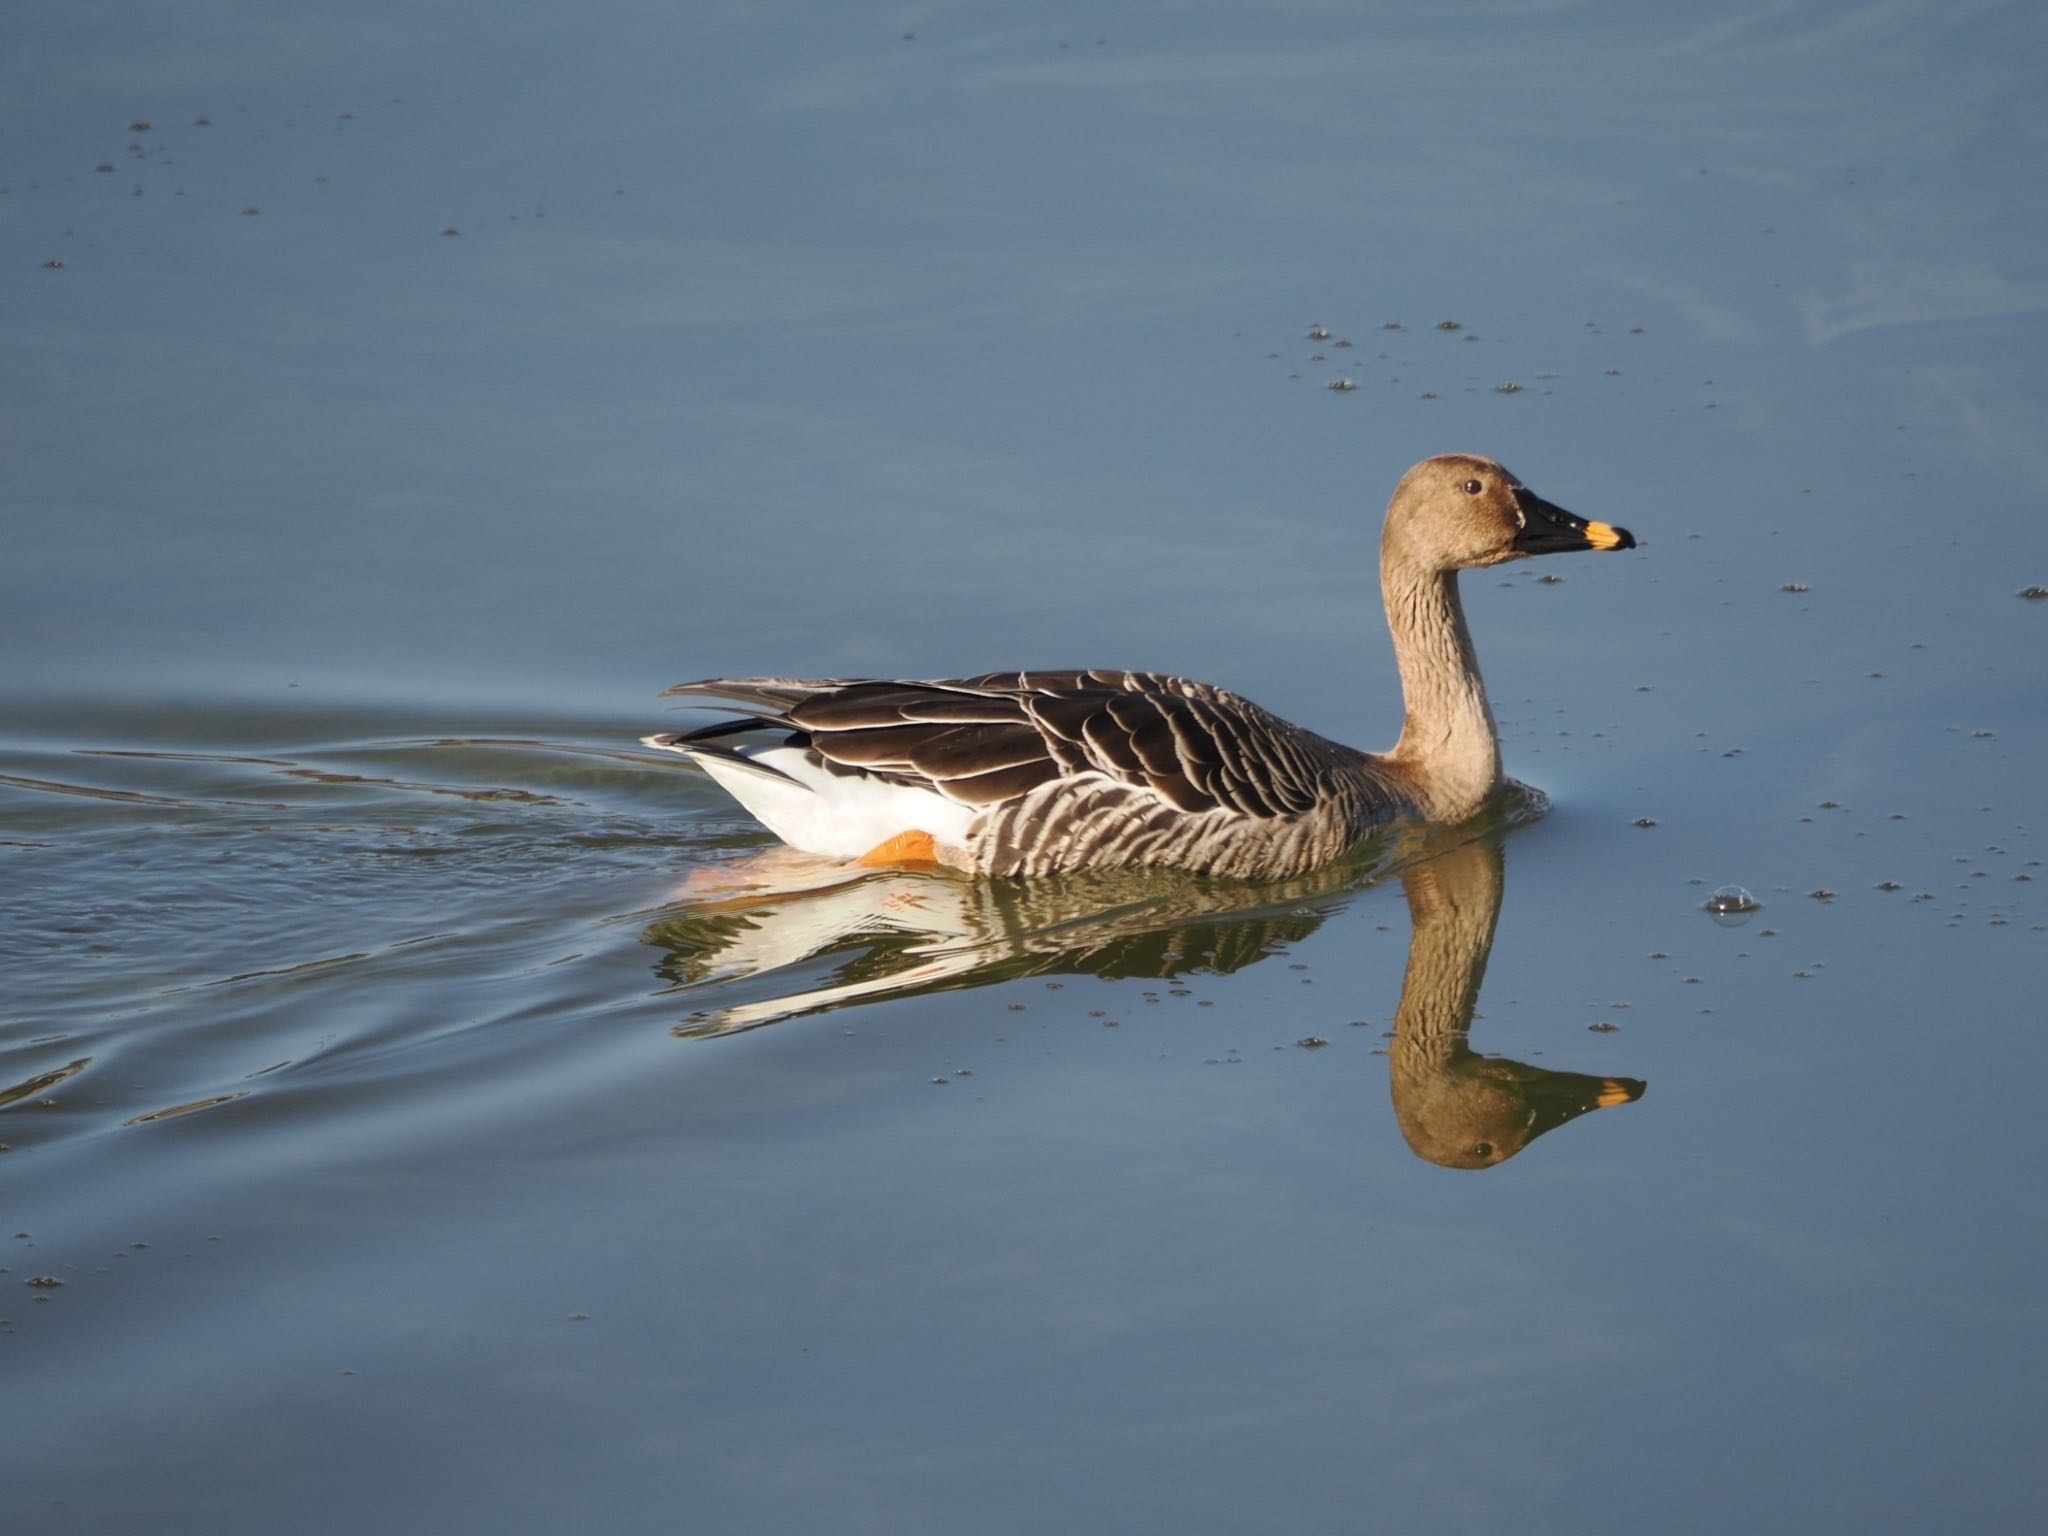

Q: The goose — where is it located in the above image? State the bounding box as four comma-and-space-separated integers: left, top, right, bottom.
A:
645, 453, 1635, 879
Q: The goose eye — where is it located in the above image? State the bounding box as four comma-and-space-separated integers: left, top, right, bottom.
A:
1470, 1142, 1494, 1159
1461, 479, 1483, 495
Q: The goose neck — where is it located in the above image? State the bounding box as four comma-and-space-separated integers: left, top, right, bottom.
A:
1380, 557, 1502, 819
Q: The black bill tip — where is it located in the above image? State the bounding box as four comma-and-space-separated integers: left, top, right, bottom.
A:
1513, 486, 1635, 555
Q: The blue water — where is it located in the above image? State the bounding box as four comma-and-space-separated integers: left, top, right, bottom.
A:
4, 3, 2046, 1531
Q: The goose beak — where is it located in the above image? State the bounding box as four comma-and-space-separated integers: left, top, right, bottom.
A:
1512, 486, 1636, 555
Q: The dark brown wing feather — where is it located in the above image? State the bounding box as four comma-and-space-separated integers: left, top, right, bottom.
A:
659, 671, 1355, 820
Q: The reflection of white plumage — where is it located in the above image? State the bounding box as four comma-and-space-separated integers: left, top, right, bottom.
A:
646, 456, 1635, 879
667, 868, 990, 1033
687, 873, 976, 983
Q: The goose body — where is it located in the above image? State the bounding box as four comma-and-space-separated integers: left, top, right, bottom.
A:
647, 454, 1635, 879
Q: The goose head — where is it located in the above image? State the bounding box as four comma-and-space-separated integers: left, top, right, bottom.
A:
1383, 453, 1635, 573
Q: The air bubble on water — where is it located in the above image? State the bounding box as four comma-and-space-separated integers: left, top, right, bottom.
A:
1704, 885, 1759, 925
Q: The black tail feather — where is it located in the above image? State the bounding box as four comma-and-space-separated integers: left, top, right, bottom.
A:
677, 712, 788, 744
652, 734, 808, 787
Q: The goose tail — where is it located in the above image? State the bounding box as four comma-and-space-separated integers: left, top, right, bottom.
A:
642, 713, 805, 786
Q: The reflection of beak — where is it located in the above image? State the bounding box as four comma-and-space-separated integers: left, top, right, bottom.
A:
1516, 1066, 1647, 1142
1512, 486, 1636, 555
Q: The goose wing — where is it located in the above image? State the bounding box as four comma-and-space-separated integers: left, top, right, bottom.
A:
658, 669, 1354, 819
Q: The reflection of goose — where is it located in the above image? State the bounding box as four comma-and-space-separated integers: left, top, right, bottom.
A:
1389, 839, 1642, 1168
647, 841, 1398, 1038
644, 818, 1642, 1168
645, 455, 1635, 879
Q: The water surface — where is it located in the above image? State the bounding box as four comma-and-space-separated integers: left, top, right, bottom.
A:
4, 3, 2045, 1532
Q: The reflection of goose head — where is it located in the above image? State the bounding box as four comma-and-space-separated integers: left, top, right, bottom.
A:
1388, 840, 1643, 1169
